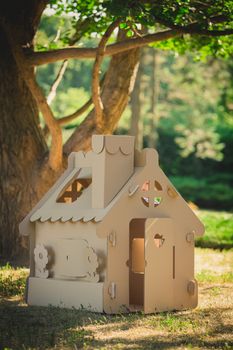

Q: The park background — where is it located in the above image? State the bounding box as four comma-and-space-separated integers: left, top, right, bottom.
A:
36, 14, 233, 249
0, 7, 232, 350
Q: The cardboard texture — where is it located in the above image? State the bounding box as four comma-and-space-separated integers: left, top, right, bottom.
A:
20, 134, 204, 314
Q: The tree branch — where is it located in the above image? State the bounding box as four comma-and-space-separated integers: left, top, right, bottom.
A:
26, 29, 178, 66
92, 19, 121, 127
47, 59, 68, 105
185, 28, 233, 36
23, 74, 63, 171
152, 14, 233, 36
58, 96, 93, 126
69, 18, 92, 45
44, 72, 106, 138
27, 77, 63, 171
42, 96, 92, 139
63, 43, 140, 155
26, 14, 233, 67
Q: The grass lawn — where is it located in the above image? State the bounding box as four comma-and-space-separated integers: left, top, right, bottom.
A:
0, 248, 232, 350
0, 209, 232, 350
195, 210, 233, 249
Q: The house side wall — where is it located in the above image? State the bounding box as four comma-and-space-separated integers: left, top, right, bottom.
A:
102, 216, 195, 314
98, 163, 197, 313
34, 221, 107, 281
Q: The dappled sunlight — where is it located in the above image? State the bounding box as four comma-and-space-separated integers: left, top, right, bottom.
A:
0, 282, 232, 349
0, 247, 232, 349
199, 284, 233, 309
81, 301, 233, 349
195, 248, 233, 274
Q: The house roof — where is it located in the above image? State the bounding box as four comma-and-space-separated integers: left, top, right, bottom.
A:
29, 164, 137, 224
28, 135, 135, 224
20, 138, 205, 237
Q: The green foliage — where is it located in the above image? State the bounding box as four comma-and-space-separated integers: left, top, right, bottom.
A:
132, 52, 233, 211
171, 176, 233, 211
51, 87, 91, 118
154, 34, 233, 60
37, 58, 95, 95
0, 264, 27, 297
41, 1, 233, 59
35, 11, 233, 212
124, 50, 233, 168
196, 210, 233, 248
175, 127, 224, 160
48, 0, 114, 43
153, 123, 233, 186
35, 15, 69, 50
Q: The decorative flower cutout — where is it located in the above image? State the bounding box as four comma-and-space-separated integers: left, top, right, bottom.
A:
34, 244, 49, 278
34, 244, 49, 268
85, 247, 99, 273
85, 247, 99, 282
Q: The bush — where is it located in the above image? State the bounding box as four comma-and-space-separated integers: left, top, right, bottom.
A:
0, 263, 28, 297
171, 176, 233, 210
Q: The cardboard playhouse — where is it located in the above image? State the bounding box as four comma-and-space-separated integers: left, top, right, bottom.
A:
20, 135, 205, 314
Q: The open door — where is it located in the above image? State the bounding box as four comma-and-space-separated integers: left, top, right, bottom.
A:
129, 219, 145, 311
144, 218, 175, 313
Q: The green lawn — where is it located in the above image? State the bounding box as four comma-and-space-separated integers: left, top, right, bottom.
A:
0, 248, 232, 350
195, 210, 233, 249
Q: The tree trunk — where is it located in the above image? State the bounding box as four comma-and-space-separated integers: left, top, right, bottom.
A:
64, 34, 140, 154
0, 13, 140, 260
129, 50, 144, 149
0, 1, 48, 260
148, 48, 160, 148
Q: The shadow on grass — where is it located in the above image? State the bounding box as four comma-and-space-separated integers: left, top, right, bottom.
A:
80, 336, 233, 350
0, 300, 95, 349
0, 297, 232, 350
195, 240, 233, 250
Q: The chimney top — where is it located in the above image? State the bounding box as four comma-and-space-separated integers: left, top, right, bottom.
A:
92, 135, 135, 155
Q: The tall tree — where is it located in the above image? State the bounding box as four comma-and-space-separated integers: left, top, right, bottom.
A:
0, 0, 232, 258
130, 50, 144, 149
148, 48, 160, 148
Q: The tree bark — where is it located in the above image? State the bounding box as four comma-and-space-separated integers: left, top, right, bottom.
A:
148, 49, 160, 148
0, 11, 140, 260
130, 50, 144, 149
0, 1, 48, 259
26, 29, 177, 66
64, 45, 140, 154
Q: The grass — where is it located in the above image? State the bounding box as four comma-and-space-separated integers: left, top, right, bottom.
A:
195, 248, 233, 283
0, 248, 232, 349
195, 210, 233, 249
196, 270, 233, 283
0, 263, 27, 297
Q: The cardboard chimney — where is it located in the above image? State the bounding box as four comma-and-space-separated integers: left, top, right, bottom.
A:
20, 135, 205, 314
91, 135, 134, 208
